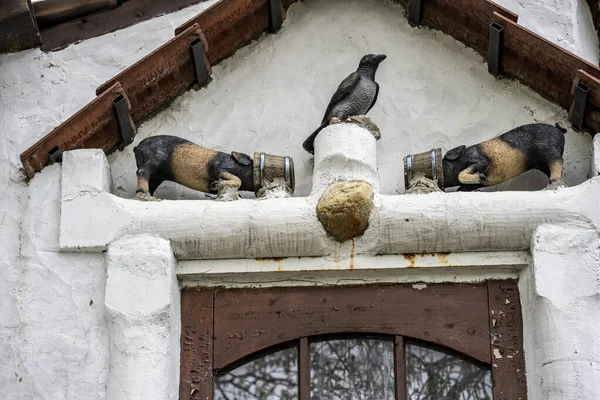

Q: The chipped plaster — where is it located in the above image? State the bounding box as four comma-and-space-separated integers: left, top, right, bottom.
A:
1, 0, 600, 398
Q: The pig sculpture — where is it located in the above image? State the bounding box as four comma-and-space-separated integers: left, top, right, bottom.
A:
134, 135, 254, 201
443, 123, 567, 191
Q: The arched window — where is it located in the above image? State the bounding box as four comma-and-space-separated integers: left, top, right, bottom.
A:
181, 282, 524, 400
212, 337, 492, 399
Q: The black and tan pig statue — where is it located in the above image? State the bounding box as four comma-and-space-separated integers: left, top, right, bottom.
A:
443, 123, 567, 191
134, 135, 256, 201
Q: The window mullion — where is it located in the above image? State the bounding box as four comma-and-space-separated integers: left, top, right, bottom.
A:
299, 337, 310, 400
394, 336, 407, 400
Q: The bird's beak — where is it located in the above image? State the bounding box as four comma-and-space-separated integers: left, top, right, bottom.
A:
374, 54, 387, 64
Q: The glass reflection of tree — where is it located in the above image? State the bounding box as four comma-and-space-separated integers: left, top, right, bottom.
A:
406, 343, 493, 400
213, 338, 493, 400
310, 338, 395, 400
214, 347, 298, 400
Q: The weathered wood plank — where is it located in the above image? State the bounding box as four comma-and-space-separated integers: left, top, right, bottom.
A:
179, 288, 214, 400
418, 0, 517, 55
488, 280, 527, 400
19, 82, 133, 178
0, 0, 41, 53
175, 0, 296, 64
213, 283, 491, 370
492, 11, 600, 108
95, 24, 210, 123
39, 0, 206, 52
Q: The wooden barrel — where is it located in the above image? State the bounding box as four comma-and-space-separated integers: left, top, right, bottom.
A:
253, 152, 295, 193
403, 148, 444, 189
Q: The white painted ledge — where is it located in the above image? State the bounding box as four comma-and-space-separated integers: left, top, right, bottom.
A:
59, 123, 600, 259
178, 251, 529, 287
57, 122, 600, 400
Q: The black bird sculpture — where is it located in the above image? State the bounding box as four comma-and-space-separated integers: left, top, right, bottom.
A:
302, 53, 387, 154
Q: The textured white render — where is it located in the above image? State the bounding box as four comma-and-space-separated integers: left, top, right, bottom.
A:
495, 0, 600, 64
1, 0, 600, 399
105, 235, 180, 400
523, 224, 600, 400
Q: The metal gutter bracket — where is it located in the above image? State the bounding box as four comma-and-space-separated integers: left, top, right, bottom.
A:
269, 0, 283, 33
571, 81, 589, 131
488, 22, 504, 77
190, 37, 210, 87
408, 0, 423, 25
112, 95, 135, 151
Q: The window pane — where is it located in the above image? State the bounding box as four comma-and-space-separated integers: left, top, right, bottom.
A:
214, 346, 298, 400
406, 343, 493, 400
310, 338, 395, 399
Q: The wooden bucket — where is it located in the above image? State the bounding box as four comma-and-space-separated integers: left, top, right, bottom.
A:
253, 152, 295, 193
403, 148, 444, 189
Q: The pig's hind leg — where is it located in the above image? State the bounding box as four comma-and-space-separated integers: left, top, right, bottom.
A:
545, 158, 566, 189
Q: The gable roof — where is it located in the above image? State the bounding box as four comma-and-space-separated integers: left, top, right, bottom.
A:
19, 0, 600, 178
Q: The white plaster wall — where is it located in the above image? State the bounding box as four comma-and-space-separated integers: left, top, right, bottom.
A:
107, 0, 593, 199
0, 2, 219, 398
0, 0, 598, 398
496, 0, 600, 64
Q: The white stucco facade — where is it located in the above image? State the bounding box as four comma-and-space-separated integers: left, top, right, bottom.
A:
1, 0, 600, 399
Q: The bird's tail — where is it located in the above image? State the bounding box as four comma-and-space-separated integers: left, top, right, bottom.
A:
302, 122, 328, 155
555, 122, 567, 133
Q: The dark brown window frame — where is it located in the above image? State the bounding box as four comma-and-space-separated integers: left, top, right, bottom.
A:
180, 280, 526, 400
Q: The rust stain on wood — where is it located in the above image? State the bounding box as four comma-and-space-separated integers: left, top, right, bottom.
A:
436, 252, 450, 265
20, 82, 132, 178
350, 239, 355, 269
96, 24, 211, 123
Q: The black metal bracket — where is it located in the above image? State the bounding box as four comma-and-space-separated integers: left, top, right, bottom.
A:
269, 0, 283, 33
112, 95, 135, 151
408, 0, 423, 25
48, 146, 63, 164
190, 38, 210, 87
571, 81, 589, 131
488, 22, 504, 77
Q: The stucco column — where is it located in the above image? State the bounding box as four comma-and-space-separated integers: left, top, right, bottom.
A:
522, 223, 600, 400
104, 234, 181, 400
311, 121, 379, 195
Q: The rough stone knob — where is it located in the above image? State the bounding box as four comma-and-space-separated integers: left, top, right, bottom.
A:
316, 180, 374, 242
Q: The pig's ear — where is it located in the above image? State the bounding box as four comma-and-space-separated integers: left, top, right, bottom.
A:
231, 151, 253, 166
444, 145, 466, 161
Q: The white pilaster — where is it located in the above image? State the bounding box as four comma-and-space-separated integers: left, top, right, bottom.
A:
522, 223, 600, 400
104, 235, 180, 400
